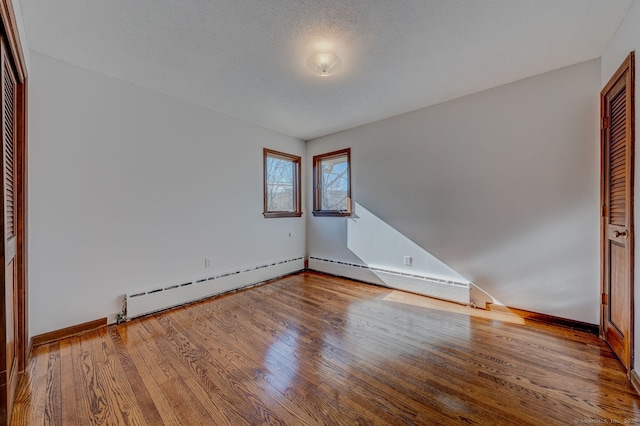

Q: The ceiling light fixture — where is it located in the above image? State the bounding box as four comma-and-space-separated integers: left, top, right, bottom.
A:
307, 52, 342, 77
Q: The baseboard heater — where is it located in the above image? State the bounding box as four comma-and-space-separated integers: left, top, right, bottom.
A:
125, 257, 304, 320
308, 256, 471, 305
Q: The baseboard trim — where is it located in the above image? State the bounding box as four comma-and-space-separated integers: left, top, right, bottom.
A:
631, 370, 640, 396
308, 257, 471, 305
126, 257, 304, 319
125, 269, 306, 323
487, 303, 599, 335
32, 318, 108, 347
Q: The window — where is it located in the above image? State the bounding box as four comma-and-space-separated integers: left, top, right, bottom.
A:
263, 148, 302, 218
313, 148, 351, 217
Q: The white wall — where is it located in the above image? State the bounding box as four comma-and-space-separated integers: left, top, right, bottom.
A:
12, 0, 30, 70
601, 0, 640, 373
29, 52, 306, 337
307, 59, 601, 324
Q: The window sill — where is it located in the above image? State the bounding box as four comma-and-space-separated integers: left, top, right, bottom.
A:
263, 212, 303, 218
312, 210, 351, 217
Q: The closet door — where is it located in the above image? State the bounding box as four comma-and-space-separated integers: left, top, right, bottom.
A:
601, 52, 635, 375
0, 36, 18, 422
0, 0, 28, 422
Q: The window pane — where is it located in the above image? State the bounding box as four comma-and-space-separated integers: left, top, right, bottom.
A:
266, 156, 294, 211
312, 148, 351, 216
263, 148, 301, 218
321, 155, 349, 211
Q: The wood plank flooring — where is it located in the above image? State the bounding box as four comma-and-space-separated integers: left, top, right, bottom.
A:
10, 272, 640, 425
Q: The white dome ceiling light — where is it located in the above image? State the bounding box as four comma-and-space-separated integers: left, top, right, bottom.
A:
307, 52, 342, 77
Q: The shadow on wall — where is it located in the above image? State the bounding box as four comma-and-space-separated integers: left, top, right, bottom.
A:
347, 202, 467, 282
455, 200, 598, 322
346, 202, 500, 306
344, 202, 598, 324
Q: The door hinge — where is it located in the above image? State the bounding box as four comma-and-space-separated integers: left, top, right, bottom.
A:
602, 293, 608, 306
601, 205, 607, 217
602, 116, 609, 129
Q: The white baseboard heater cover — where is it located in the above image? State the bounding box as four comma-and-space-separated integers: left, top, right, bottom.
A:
308, 257, 471, 305
125, 257, 304, 319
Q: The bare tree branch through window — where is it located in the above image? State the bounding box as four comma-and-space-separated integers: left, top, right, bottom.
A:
263, 149, 302, 218
313, 148, 351, 217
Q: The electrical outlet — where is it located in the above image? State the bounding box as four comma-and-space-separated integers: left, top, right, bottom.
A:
404, 256, 412, 266
204, 258, 211, 268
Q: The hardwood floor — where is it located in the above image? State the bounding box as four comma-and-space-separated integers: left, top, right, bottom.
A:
10, 272, 640, 425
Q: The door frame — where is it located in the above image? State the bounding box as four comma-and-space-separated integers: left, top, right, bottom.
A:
600, 51, 635, 377
0, 0, 27, 421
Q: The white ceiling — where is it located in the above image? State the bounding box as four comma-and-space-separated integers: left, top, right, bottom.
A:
19, 0, 634, 140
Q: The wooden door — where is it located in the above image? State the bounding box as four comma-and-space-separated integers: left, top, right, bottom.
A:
0, 36, 18, 421
0, 0, 28, 423
601, 52, 635, 375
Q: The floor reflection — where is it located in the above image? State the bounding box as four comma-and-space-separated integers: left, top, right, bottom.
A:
263, 329, 299, 393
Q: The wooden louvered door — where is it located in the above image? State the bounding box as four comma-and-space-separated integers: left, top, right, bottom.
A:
0, 1, 28, 423
601, 52, 635, 375
0, 37, 18, 420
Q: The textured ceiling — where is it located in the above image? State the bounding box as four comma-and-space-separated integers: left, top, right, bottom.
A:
19, 0, 633, 140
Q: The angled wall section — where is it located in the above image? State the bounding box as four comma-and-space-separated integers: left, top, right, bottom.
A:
307, 59, 601, 324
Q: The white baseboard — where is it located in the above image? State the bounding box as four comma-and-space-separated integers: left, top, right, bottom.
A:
126, 257, 304, 319
308, 257, 471, 305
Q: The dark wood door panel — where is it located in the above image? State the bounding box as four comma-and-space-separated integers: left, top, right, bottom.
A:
0, 1, 28, 424
601, 51, 635, 375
